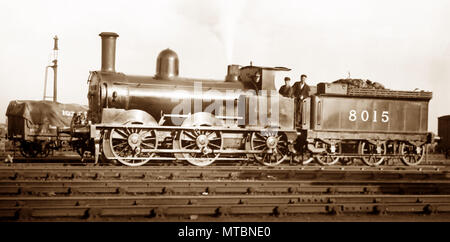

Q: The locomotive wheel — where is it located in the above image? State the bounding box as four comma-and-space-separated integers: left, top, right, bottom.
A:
177, 129, 223, 166
250, 131, 289, 166
174, 112, 224, 166
400, 143, 425, 166
108, 127, 158, 167
359, 141, 386, 167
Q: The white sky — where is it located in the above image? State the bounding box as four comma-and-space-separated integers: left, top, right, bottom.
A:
0, 0, 449, 132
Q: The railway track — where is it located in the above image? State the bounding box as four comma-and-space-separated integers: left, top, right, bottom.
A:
0, 162, 449, 221
2, 153, 450, 166
2, 194, 450, 221
1, 179, 450, 196
0, 165, 448, 182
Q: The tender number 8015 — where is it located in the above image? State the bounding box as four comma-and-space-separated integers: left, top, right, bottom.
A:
349, 110, 389, 123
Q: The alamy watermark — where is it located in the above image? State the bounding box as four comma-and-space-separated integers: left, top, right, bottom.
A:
169, 82, 282, 133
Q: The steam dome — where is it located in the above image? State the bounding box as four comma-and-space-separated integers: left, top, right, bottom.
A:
155, 48, 179, 80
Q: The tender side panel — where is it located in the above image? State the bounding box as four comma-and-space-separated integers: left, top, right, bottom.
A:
311, 95, 429, 134
438, 116, 450, 150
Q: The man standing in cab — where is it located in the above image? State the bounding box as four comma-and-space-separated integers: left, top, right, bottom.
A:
292, 74, 311, 126
292, 74, 310, 101
278, 77, 293, 97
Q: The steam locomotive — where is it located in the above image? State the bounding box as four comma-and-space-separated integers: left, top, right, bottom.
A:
69, 32, 433, 167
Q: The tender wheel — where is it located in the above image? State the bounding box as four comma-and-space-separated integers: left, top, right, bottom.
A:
359, 141, 386, 167
400, 143, 425, 166
313, 142, 340, 166
250, 131, 289, 166
292, 138, 313, 165
314, 154, 340, 166
108, 127, 158, 167
178, 128, 223, 166
293, 152, 313, 165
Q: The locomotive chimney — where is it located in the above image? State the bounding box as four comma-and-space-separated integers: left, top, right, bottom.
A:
226, 64, 240, 82
99, 32, 119, 72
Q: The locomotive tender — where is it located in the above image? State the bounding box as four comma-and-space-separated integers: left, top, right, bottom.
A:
71, 32, 433, 167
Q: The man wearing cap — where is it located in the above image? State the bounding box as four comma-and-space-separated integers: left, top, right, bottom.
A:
278, 77, 293, 97
292, 74, 310, 100
250, 71, 262, 91
252, 72, 261, 83
292, 74, 311, 126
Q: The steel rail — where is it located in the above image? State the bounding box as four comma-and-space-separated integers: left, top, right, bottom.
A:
2, 194, 450, 220
0, 164, 447, 172
1, 183, 448, 197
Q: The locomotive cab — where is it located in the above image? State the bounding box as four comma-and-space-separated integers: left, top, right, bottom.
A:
238, 66, 291, 94
235, 65, 296, 131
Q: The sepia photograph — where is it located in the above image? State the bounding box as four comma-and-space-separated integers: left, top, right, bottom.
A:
0, 0, 449, 239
